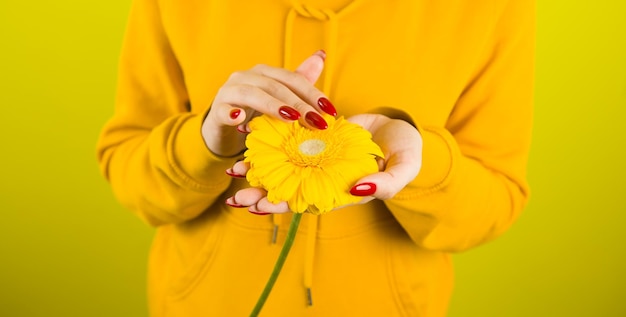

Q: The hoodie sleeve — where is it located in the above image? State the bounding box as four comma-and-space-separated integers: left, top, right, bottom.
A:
96, 0, 233, 226
385, 0, 535, 252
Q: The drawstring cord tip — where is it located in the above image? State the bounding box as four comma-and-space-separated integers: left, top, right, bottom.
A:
306, 288, 313, 306
272, 225, 279, 244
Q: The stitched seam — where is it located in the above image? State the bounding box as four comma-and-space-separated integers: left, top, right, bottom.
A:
393, 126, 456, 200
165, 114, 232, 192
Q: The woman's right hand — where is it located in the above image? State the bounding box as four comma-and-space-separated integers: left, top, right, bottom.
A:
201, 50, 335, 157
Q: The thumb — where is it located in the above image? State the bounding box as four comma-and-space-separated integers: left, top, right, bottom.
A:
350, 156, 421, 200
295, 50, 326, 84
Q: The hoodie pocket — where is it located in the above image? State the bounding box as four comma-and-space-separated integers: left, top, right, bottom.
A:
166, 212, 226, 301
387, 229, 454, 317
163, 208, 284, 317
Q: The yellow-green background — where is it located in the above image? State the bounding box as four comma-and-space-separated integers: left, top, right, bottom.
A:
1, 0, 624, 316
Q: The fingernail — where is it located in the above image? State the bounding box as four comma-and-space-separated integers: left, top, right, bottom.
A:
249, 209, 272, 216
350, 182, 377, 196
314, 49, 326, 61
305, 112, 328, 130
279, 106, 301, 120
318, 97, 337, 116
225, 168, 245, 178
236, 124, 250, 134
225, 197, 245, 208
230, 109, 241, 119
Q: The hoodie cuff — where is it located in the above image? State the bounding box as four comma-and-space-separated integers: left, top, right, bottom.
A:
398, 125, 458, 198
169, 113, 235, 191
370, 107, 458, 198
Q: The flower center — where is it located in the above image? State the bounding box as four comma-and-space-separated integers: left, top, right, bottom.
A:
298, 139, 326, 156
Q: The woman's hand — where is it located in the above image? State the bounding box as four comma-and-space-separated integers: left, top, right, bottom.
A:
202, 51, 336, 157
345, 114, 422, 201
225, 113, 423, 214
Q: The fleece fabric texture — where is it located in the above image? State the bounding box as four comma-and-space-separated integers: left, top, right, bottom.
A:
97, 0, 534, 316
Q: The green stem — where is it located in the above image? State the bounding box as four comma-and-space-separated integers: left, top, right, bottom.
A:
250, 213, 303, 317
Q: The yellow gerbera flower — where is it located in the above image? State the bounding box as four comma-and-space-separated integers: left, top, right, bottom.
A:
244, 114, 383, 215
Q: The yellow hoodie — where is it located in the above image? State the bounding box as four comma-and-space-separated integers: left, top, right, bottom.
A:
97, 0, 534, 316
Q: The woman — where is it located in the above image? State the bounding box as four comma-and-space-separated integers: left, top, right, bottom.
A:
97, 0, 534, 316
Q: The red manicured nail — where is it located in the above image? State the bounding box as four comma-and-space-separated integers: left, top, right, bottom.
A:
230, 109, 241, 119
225, 198, 245, 208
236, 124, 250, 134
305, 112, 328, 130
318, 97, 337, 116
279, 106, 301, 120
225, 168, 245, 178
314, 49, 326, 61
249, 210, 272, 216
350, 183, 377, 196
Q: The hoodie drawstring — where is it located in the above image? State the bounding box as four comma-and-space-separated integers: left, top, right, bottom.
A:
271, 213, 282, 244
285, 5, 338, 95
303, 214, 318, 305
278, 0, 363, 307
284, 1, 363, 96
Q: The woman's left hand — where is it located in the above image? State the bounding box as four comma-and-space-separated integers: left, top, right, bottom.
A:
225, 114, 423, 214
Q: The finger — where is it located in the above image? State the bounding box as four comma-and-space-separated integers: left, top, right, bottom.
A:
350, 153, 421, 200
225, 187, 290, 214
349, 174, 399, 201
209, 102, 248, 127
226, 160, 250, 178
295, 51, 338, 119
202, 103, 248, 157
226, 187, 267, 208
252, 60, 336, 118
220, 81, 329, 130
295, 50, 325, 84
251, 197, 290, 214
218, 82, 304, 123
236, 109, 260, 134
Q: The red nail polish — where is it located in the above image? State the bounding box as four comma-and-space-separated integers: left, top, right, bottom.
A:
249, 210, 272, 216
318, 97, 337, 116
225, 198, 245, 208
279, 106, 301, 120
350, 183, 377, 196
230, 109, 241, 119
226, 168, 245, 178
305, 112, 328, 130
236, 125, 250, 134
314, 49, 326, 61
